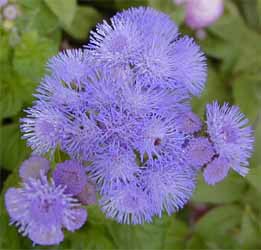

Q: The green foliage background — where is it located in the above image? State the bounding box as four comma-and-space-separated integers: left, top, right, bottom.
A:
0, 0, 261, 249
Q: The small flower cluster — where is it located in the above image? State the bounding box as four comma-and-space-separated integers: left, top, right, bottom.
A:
0, 0, 19, 31
5, 6, 254, 246
5, 157, 96, 245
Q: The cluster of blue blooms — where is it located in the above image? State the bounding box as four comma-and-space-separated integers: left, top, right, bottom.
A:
5, 7, 254, 246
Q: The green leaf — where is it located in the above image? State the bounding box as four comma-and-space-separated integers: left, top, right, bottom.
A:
0, 123, 31, 171
107, 214, 188, 250
209, 1, 261, 73
115, 0, 148, 9
239, 206, 261, 249
192, 67, 232, 118
64, 6, 102, 41
0, 34, 11, 63
247, 167, 261, 193
148, 0, 185, 25
233, 72, 261, 166
195, 205, 242, 248
13, 31, 59, 82
44, 0, 76, 27
233, 73, 261, 122
233, 0, 260, 31
18, 0, 60, 37
193, 172, 247, 204
0, 64, 34, 119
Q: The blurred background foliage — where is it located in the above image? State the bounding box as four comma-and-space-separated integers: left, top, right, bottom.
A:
0, 0, 261, 249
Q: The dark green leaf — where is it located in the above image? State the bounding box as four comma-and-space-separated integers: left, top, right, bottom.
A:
192, 67, 232, 118
193, 172, 247, 204
64, 6, 102, 41
44, 0, 76, 27
247, 167, 261, 193
195, 205, 242, 248
148, 0, 185, 25
233, 0, 260, 31
239, 206, 261, 249
0, 123, 31, 171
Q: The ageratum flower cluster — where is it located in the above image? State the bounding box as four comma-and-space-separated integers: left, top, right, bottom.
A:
5, 8, 253, 243
5, 157, 95, 245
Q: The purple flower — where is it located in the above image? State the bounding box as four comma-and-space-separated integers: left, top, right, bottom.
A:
100, 182, 154, 224
19, 156, 50, 182
47, 49, 90, 86
5, 174, 87, 245
175, 111, 202, 134
90, 143, 140, 194
203, 157, 230, 185
35, 75, 84, 112
19, 6, 255, 226
3, 4, 18, 20
184, 137, 215, 169
205, 101, 254, 182
95, 103, 143, 147
77, 181, 97, 205
61, 111, 101, 160
87, 7, 206, 94
21, 102, 64, 155
53, 160, 87, 195
137, 114, 185, 160
185, 0, 224, 30
171, 36, 207, 95
0, 0, 8, 8
142, 159, 197, 216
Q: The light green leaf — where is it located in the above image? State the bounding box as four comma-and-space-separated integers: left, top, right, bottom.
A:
44, 0, 76, 27
64, 6, 102, 41
193, 172, 247, 204
13, 31, 59, 82
18, 0, 60, 37
107, 214, 188, 250
0, 64, 34, 119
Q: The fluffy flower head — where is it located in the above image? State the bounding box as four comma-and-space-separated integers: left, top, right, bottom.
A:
53, 160, 87, 195
206, 101, 254, 180
5, 174, 87, 245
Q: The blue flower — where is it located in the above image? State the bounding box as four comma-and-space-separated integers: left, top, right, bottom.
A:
89, 143, 140, 194
184, 137, 215, 169
142, 158, 197, 216
5, 173, 87, 246
203, 156, 230, 185
21, 102, 64, 154
53, 160, 88, 195
100, 181, 154, 224
175, 111, 202, 134
136, 114, 186, 160
170, 36, 207, 96
205, 101, 254, 182
87, 7, 206, 93
47, 49, 90, 86
19, 156, 50, 182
